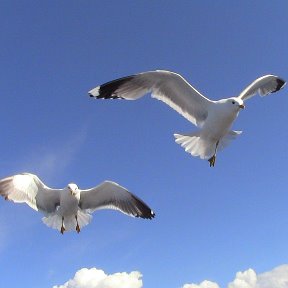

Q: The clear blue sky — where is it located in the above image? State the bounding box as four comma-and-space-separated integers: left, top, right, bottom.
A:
0, 1, 287, 287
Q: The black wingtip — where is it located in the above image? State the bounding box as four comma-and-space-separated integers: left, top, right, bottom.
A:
92, 93, 124, 100
132, 193, 156, 220
272, 78, 286, 93
137, 211, 155, 220
90, 75, 135, 100
276, 78, 286, 91
146, 209, 156, 220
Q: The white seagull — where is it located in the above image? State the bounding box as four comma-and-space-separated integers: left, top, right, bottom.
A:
0, 173, 155, 234
89, 70, 286, 166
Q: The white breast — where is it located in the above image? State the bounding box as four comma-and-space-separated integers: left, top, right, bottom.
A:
203, 102, 239, 141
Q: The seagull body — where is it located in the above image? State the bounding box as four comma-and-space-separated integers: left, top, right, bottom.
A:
0, 173, 155, 234
89, 70, 286, 166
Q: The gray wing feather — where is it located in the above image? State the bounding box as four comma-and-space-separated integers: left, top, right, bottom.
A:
238, 75, 286, 101
89, 70, 212, 127
0, 173, 60, 213
79, 181, 155, 219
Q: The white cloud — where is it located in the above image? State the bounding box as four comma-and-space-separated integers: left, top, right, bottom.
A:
228, 269, 257, 288
53, 265, 288, 288
237, 265, 288, 288
182, 265, 288, 288
53, 267, 143, 288
228, 269, 258, 288
183, 280, 220, 288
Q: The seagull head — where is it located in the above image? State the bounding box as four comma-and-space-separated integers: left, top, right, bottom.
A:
67, 183, 79, 197
227, 97, 245, 110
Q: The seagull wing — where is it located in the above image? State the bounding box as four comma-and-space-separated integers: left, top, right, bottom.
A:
238, 75, 286, 101
0, 173, 60, 213
79, 181, 155, 219
89, 70, 212, 127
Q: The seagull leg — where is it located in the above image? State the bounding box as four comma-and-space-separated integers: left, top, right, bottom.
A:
60, 216, 65, 234
208, 141, 219, 167
208, 155, 216, 167
75, 215, 80, 233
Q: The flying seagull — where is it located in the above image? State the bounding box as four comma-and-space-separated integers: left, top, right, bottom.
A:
89, 70, 286, 166
0, 173, 155, 234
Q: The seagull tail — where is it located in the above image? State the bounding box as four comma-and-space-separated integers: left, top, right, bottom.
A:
42, 214, 62, 231
174, 131, 208, 158
63, 211, 92, 232
174, 130, 242, 160
42, 210, 92, 233
76, 210, 93, 229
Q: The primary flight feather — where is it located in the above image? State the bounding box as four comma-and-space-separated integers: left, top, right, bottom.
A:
0, 173, 155, 234
89, 70, 286, 166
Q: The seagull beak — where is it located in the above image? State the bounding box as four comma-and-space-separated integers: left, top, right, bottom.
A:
239, 104, 245, 109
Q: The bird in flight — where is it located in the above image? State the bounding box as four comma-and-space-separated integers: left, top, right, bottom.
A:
89, 70, 286, 167
0, 173, 155, 234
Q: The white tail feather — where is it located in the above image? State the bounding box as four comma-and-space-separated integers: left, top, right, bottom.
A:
42, 214, 62, 231
77, 210, 92, 229
42, 210, 92, 232
174, 131, 210, 159
174, 130, 242, 159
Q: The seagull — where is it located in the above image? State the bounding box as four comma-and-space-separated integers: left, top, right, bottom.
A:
0, 173, 155, 234
89, 70, 286, 166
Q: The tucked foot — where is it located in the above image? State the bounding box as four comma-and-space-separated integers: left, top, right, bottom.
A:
75, 215, 80, 233
76, 224, 80, 233
208, 155, 216, 167
60, 225, 65, 234
61, 216, 65, 234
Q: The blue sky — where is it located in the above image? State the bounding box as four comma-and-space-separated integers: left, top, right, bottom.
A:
0, 1, 287, 287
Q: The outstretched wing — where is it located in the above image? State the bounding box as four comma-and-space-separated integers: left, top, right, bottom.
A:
89, 70, 212, 127
0, 173, 60, 213
238, 75, 286, 101
79, 181, 155, 219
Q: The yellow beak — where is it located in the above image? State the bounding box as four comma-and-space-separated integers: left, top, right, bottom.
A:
239, 104, 245, 109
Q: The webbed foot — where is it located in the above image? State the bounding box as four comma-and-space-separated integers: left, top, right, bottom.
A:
75, 215, 80, 233
208, 155, 216, 167
60, 216, 65, 234
60, 225, 65, 234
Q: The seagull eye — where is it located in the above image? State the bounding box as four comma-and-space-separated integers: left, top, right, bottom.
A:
232, 101, 235, 104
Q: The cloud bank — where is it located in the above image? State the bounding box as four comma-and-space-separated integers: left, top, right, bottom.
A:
53, 265, 288, 288
182, 264, 288, 288
183, 280, 220, 288
53, 268, 142, 288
